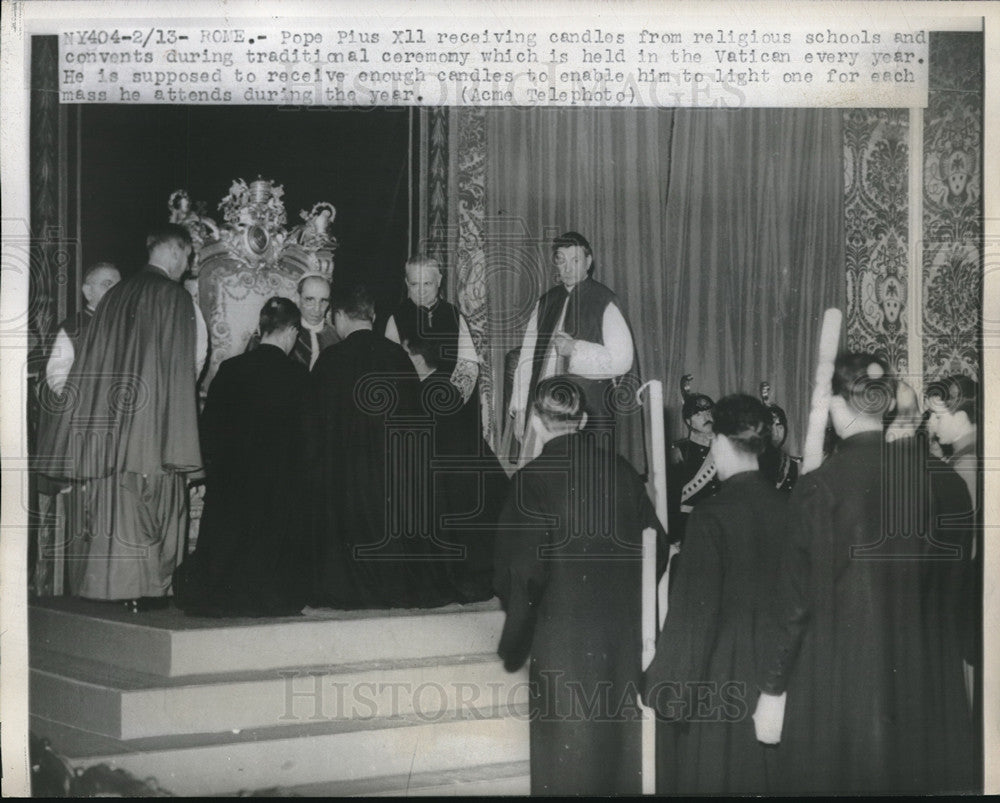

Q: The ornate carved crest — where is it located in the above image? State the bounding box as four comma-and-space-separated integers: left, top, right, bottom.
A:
168, 178, 338, 390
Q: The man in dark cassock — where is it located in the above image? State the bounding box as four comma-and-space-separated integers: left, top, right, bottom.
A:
246, 274, 338, 369
36, 224, 204, 610
508, 231, 644, 472
385, 255, 479, 405
645, 394, 788, 794
755, 353, 977, 795
173, 297, 310, 617
44, 263, 121, 396
494, 376, 667, 796
309, 284, 447, 609
33, 263, 121, 595
403, 336, 507, 603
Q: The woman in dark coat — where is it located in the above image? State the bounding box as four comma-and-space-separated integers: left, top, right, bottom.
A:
493, 376, 666, 796
174, 297, 310, 617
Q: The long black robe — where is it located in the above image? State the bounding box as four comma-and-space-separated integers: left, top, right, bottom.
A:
418, 369, 507, 603
644, 471, 788, 795
760, 432, 976, 794
493, 431, 666, 795
173, 344, 310, 617
308, 329, 449, 609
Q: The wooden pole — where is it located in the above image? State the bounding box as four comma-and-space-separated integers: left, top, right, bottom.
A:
641, 527, 657, 794
638, 380, 668, 795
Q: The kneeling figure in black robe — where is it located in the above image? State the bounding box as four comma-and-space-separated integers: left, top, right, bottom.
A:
174, 297, 310, 617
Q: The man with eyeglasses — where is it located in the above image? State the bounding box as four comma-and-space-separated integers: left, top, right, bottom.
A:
384, 255, 479, 405
43, 262, 121, 396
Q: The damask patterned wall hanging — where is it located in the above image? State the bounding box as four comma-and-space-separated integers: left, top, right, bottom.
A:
419, 108, 495, 448
844, 31, 982, 385
452, 109, 492, 445
922, 31, 982, 382
843, 108, 910, 376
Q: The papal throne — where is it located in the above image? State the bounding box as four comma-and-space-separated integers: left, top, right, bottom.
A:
172, 178, 337, 394
168, 179, 336, 552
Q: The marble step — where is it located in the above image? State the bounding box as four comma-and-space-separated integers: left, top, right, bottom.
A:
30, 703, 530, 797
29, 596, 505, 677
31, 646, 529, 740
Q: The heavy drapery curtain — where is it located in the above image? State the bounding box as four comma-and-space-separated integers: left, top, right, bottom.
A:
662, 109, 845, 452
484, 107, 844, 457
484, 108, 675, 452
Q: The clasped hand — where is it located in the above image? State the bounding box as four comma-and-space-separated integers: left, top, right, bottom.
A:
552, 330, 576, 357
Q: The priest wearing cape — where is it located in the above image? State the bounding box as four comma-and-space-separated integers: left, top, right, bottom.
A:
403, 335, 507, 603
36, 223, 205, 607
508, 231, 644, 472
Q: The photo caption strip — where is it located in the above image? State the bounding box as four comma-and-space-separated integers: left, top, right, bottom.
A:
58, 21, 929, 107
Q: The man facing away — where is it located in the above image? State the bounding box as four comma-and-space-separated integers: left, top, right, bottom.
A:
403, 335, 506, 603
174, 296, 310, 617
495, 376, 666, 795
308, 283, 448, 609
37, 223, 205, 611
754, 354, 976, 794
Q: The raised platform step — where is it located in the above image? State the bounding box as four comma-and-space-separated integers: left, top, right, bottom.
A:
270, 760, 531, 797
31, 703, 531, 796
32, 646, 529, 740
30, 596, 505, 677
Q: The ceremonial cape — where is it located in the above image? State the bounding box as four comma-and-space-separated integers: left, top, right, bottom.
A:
308, 329, 450, 609
36, 265, 202, 482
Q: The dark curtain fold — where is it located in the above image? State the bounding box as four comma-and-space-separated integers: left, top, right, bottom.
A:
663, 109, 845, 452
485, 107, 844, 458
